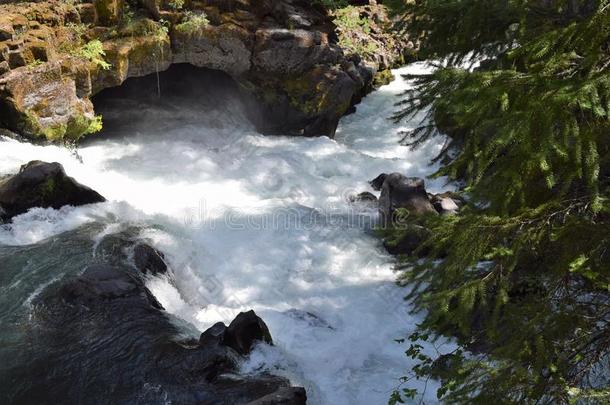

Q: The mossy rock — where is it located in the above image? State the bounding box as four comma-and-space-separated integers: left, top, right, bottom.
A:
373, 69, 394, 88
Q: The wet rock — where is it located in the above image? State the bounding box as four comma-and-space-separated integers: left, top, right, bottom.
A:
378, 173, 437, 224
4, 259, 305, 404
134, 243, 167, 275
0, 161, 105, 222
59, 264, 164, 309
283, 309, 334, 330
370, 173, 387, 191
224, 310, 273, 355
199, 321, 228, 346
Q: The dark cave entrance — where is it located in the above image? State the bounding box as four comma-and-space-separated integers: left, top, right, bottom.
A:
88, 64, 256, 142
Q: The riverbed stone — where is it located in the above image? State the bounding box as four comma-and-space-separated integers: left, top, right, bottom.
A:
0, 161, 105, 222
15, 259, 305, 404
378, 173, 437, 224
224, 310, 274, 355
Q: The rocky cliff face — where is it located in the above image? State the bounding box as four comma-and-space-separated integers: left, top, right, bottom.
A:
0, 0, 411, 142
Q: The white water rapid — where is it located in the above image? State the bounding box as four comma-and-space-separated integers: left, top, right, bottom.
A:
0, 62, 455, 404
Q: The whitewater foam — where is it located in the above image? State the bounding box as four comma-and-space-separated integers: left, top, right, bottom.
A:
0, 62, 455, 404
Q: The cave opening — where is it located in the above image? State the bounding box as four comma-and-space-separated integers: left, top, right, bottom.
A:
88, 64, 257, 142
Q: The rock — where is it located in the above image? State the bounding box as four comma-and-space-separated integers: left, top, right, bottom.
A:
370, 173, 387, 191
383, 225, 431, 256
172, 23, 252, 76
224, 310, 273, 355
349, 191, 378, 204
0, 0, 413, 142
246, 386, 307, 405
378, 173, 437, 224
199, 321, 228, 346
0, 161, 105, 222
1, 237, 306, 404
59, 264, 163, 309
283, 309, 334, 330
431, 195, 459, 215
94, 0, 124, 26
134, 243, 168, 275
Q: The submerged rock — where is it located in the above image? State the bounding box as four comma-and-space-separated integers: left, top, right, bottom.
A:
4, 260, 304, 404
283, 309, 334, 330
134, 243, 168, 276
0, 160, 105, 222
246, 387, 307, 405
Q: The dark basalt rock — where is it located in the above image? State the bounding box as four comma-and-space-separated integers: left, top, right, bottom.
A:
378, 173, 437, 224
59, 264, 164, 310
224, 310, 274, 355
0, 161, 105, 222
199, 321, 228, 346
2, 261, 304, 405
134, 243, 168, 275
198, 311, 274, 356
383, 225, 432, 257
369, 173, 387, 191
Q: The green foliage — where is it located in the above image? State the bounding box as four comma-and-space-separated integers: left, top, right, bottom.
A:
387, 0, 610, 403
27, 59, 44, 69
175, 11, 209, 36
333, 6, 379, 57
168, 0, 184, 10
77, 40, 111, 70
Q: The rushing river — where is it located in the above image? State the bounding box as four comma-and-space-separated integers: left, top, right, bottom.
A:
0, 62, 453, 404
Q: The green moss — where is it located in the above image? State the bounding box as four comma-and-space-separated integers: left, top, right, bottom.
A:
373, 69, 395, 87
31, 114, 103, 142
40, 177, 56, 199
283, 76, 324, 114
63, 114, 103, 140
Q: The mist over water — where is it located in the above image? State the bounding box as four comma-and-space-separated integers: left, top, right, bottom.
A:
0, 62, 454, 404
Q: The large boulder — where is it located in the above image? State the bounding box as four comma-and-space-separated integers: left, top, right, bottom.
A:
0, 161, 105, 222
3, 257, 304, 404
377, 173, 437, 224
224, 310, 274, 355
198, 310, 275, 356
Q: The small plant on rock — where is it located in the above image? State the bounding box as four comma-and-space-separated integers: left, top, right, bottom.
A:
77, 40, 111, 70
168, 0, 185, 10
175, 11, 209, 36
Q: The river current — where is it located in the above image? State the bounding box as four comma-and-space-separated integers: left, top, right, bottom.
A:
0, 62, 453, 404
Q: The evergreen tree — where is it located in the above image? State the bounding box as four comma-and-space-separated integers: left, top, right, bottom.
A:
386, 1, 610, 403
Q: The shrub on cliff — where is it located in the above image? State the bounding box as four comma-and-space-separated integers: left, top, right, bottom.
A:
387, 0, 610, 403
